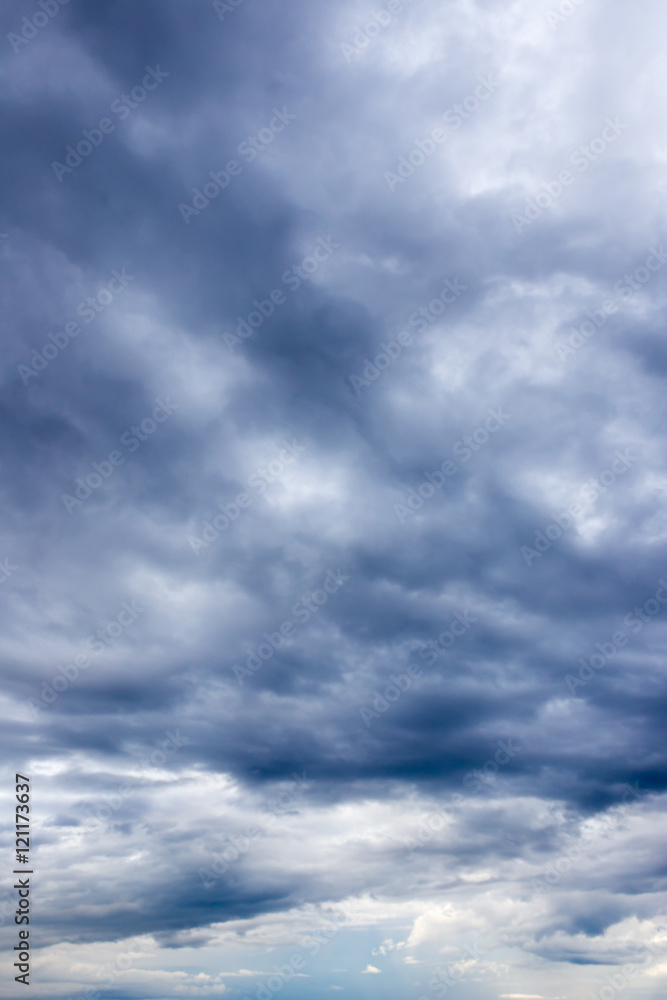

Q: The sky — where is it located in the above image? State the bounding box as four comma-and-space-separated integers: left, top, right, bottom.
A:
0, 0, 666, 998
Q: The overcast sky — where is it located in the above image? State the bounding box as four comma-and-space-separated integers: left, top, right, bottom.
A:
1, 1, 666, 999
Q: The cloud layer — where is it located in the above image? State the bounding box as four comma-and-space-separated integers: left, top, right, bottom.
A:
0, 0, 666, 998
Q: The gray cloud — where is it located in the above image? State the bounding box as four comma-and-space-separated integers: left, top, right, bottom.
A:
0, 0, 665, 997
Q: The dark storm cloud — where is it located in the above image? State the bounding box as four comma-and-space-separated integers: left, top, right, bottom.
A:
0, 0, 666, 996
